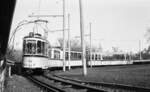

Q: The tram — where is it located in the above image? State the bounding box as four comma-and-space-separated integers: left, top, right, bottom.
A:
22, 32, 132, 73
22, 32, 49, 72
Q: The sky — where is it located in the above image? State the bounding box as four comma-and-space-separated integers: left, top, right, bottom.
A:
10, 0, 150, 53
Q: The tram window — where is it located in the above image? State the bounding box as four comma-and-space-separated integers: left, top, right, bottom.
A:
97, 55, 99, 60
25, 40, 36, 54
89, 55, 90, 60
48, 50, 51, 58
41, 42, 45, 55
65, 52, 68, 60
45, 43, 48, 56
99, 55, 101, 60
27, 42, 31, 54
71, 52, 73, 59
32, 42, 36, 54
79, 53, 81, 59
92, 54, 94, 60
95, 54, 97, 60
54, 50, 60, 59
37, 41, 41, 54
74, 53, 77, 60
77, 53, 80, 60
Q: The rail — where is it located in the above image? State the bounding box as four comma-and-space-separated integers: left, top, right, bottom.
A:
43, 75, 105, 92
26, 75, 66, 92
26, 74, 106, 92
52, 74, 150, 92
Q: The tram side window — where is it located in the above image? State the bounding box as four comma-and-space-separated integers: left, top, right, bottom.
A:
41, 42, 45, 55
54, 50, 60, 59
65, 52, 68, 60
23, 40, 26, 54
95, 54, 97, 60
74, 53, 77, 60
48, 50, 51, 58
71, 52, 73, 60
99, 55, 101, 60
79, 53, 81, 60
37, 41, 42, 54
92, 54, 94, 60
45, 43, 48, 56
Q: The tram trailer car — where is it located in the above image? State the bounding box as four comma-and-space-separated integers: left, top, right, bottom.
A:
47, 48, 83, 69
22, 32, 49, 72
87, 52, 133, 66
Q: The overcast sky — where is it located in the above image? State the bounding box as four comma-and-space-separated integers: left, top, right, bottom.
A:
10, 0, 150, 53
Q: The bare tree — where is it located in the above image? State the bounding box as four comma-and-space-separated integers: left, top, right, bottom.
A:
112, 46, 119, 52
145, 29, 150, 43
6, 47, 22, 62
58, 38, 82, 51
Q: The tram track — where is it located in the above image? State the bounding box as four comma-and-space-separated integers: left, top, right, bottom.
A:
25, 72, 150, 92
26, 74, 106, 92
49, 74, 150, 92
26, 75, 65, 92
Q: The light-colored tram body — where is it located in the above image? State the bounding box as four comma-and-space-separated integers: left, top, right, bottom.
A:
47, 48, 82, 68
87, 52, 133, 66
48, 48, 63, 67
22, 33, 49, 72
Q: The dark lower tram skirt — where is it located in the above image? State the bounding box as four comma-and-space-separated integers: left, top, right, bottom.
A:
22, 68, 44, 74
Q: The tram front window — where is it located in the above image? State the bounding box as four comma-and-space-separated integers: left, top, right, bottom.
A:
37, 41, 42, 54
37, 41, 46, 55
25, 40, 36, 54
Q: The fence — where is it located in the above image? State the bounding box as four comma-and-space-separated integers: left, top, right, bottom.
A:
0, 58, 7, 92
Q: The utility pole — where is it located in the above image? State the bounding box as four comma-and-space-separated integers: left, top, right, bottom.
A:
139, 40, 142, 60
63, 0, 66, 71
28, 0, 66, 71
68, 14, 71, 70
89, 22, 92, 68
79, 0, 87, 76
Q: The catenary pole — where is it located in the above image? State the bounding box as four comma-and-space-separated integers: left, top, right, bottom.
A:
139, 40, 142, 60
63, 0, 66, 71
79, 0, 87, 76
68, 14, 71, 70
89, 22, 92, 68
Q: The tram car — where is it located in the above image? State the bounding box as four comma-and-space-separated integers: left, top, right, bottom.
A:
22, 32, 49, 72
47, 49, 82, 68
87, 52, 133, 66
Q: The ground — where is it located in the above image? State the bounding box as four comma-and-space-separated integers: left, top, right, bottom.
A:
4, 64, 150, 91
4, 75, 41, 92
54, 64, 150, 88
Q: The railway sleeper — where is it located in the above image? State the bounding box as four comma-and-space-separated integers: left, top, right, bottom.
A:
43, 75, 106, 92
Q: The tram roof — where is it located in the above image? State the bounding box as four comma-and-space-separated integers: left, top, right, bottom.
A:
24, 36, 48, 42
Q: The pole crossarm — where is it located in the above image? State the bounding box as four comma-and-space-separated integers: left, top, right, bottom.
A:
74, 34, 90, 38
48, 29, 69, 32
29, 14, 64, 18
